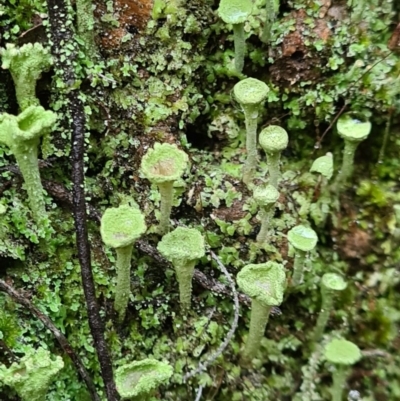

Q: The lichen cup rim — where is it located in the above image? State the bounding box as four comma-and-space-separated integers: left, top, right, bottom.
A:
253, 184, 280, 206
337, 112, 372, 142
140, 142, 189, 184
237, 261, 286, 306
324, 338, 361, 365
100, 204, 147, 249
217, 0, 253, 25
259, 125, 289, 153
321, 272, 347, 291
233, 77, 269, 106
157, 226, 205, 264
287, 224, 318, 252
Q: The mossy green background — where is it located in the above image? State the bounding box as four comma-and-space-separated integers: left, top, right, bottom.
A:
1, 0, 400, 400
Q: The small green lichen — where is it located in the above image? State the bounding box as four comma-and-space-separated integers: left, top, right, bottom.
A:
141, 143, 189, 235
101, 204, 147, 321
115, 359, 173, 399
233, 78, 269, 186
237, 261, 286, 362
157, 226, 205, 309
1, 43, 52, 110
0, 347, 64, 401
0, 105, 57, 227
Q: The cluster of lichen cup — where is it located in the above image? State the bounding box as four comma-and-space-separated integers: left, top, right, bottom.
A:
0, 35, 374, 400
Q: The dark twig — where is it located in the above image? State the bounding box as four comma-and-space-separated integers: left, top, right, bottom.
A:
45, 0, 118, 399
0, 278, 100, 401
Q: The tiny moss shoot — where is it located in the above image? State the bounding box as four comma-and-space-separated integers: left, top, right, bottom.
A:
157, 227, 205, 310
324, 338, 362, 401
259, 125, 289, 188
0, 106, 57, 227
1, 43, 52, 110
217, 0, 252, 73
115, 359, 173, 400
335, 113, 371, 189
312, 273, 347, 342
253, 184, 279, 244
233, 78, 269, 186
287, 225, 318, 286
237, 261, 286, 362
141, 143, 188, 235
0, 347, 64, 401
101, 205, 147, 322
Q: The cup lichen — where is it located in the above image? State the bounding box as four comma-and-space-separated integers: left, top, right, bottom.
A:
115, 358, 173, 400
1, 43, 53, 110
259, 125, 289, 188
312, 273, 347, 342
233, 78, 269, 186
324, 338, 362, 401
141, 142, 189, 235
0, 347, 64, 401
0, 106, 57, 227
237, 261, 286, 362
287, 224, 318, 286
101, 204, 147, 321
157, 226, 205, 309
253, 184, 280, 244
217, 0, 252, 73
335, 112, 371, 189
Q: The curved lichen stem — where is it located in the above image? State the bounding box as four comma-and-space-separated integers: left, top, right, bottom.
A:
157, 181, 174, 235
266, 151, 281, 188
242, 300, 271, 361
291, 250, 306, 286
232, 23, 246, 73
242, 107, 259, 186
175, 261, 196, 309
114, 245, 134, 322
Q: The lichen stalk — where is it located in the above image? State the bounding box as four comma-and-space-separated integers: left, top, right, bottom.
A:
312, 286, 334, 342
261, 0, 274, 43
242, 299, 271, 361
335, 140, 359, 187
14, 147, 48, 227
266, 152, 281, 188
291, 249, 306, 286
114, 245, 134, 322
256, 205, 275, 244
14, 81, 39, 111
158, 181, 174, 235
331, 366, 348, 401
242, 107, 259, 185
175, 260, 196, 309
232, 23, 246, 73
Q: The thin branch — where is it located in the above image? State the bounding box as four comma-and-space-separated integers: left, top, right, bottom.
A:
183, 251, 239, 382
0, 278, 100, 401
45, 0, 119, 398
